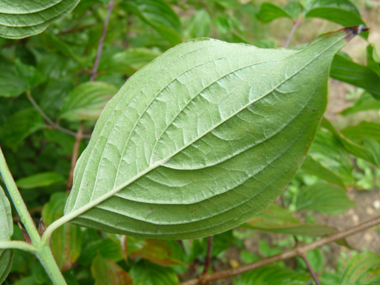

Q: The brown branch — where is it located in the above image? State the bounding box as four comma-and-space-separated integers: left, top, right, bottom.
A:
283, 19, 302, 48
300, 253, 321, 285
180, 215, 380, 285
66, 122, 84, 192
200, 236, 214, 283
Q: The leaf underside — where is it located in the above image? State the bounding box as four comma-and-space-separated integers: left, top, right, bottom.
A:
64, 31, 349, 239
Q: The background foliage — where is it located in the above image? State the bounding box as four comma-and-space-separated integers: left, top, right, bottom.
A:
0, 0, 379, 284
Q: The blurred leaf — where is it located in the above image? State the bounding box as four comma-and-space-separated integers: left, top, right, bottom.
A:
185, 10, 211, 39
296, 182, 355, 215
60, 82, 118, 121
91, 254, 132, 285
304, 0, 367, 38
0, 108, 44, 150
339, 252, 380, 285
297, 249, 324, 273
283, 1, 304, 19
257, 2, 295, 23
234, 265, 309, 285
0, 59, 43, 97
213, 16, 232, 34
123, 0, 182, 45
301, 155, 346, 190
244, 204, 336, 236
342, 121, 380, 144
330, 54, 380, 99
16, 172, 65, 189
322, 118, 380, 166
367, 44, 380, 76
0, 185, 13, 284
128, 238, 184, 266
240, 250, 260, 264
129, 260, 178, 285
77, 238, 123, 266
36, 53, 68, 80
253, 39, 276, 48
101, 48, 160, 76
211, 230, 235, 256
309, 127, 355, 186
340, 92, 380, 115
43, 130, 76, 155
42, 192, 86, 272
0, 0, 80, 39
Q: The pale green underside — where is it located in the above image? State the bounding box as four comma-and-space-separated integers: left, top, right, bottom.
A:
0, 0, 80, 39
65, 33, 347, 239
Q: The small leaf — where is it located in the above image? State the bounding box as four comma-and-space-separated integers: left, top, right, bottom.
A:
123, 0, 182, 45
339, 252, 380, 285
296, 182, 355, 215
244, 203, 336, 236
304, 0, 367, 38
16, 172, 65, 189
257, 2, 294, 23
330, 54, 380, 99
60, 82, 118, 121
184, 10, 211, 39
301, 155, 347, 190
91, 254, 133, 285
64, 28, 361, 239
0, 185, 13, 283
0, 0, 81, 39
0, 108, 44, 150
42, 192, 86, 272
234, 265, 309, 285
340, 92, 380, 115
129, 260, 178, 285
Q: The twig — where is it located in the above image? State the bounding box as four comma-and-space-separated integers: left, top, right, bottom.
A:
90, 0, 115, 82
201, 236, 214, 281
283, 20, 302, 48
180, 215, 380, 285
26, 90, 91, 139
66, 122, 84, 192
300, 253, 321, 285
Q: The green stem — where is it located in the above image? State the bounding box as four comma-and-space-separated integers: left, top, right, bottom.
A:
0, 241, 37, 253
37, 245, 67, 285
0, 147, 41, 247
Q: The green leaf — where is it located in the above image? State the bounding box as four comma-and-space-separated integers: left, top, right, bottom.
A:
0, 0, 80, 39
184, 10, 211, 39
234, 265, 309, 285
77, 238, 123, 266
42, 192, 86, 272
0, 185, 13, 283
0, 108, 44, 150
322, 118, 380, 166
340, 92, 380, 115
123, 0, 182, 45
342, 121, 380, 144
330, 54, 380, 99
64, 28, 358, 239
244, 203, 336, 236
0, 59, 43, 98
129, 260, 178, 285
257, 2, 295, 23
339, 252, 380, 285
101, 48, 160, 76
304, 0, 367, 38
296, 182, 355, 215
308, 127, 355, 186
60, 82, 118, 121
301, 155, 347, 190
16, 172, 65, 189
91, 254, 133, 285
367, 44, 380, 76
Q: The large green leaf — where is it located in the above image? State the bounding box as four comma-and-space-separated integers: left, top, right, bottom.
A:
42, 192, 86, 272
234, 265, 309, 285
330, 54, 380, 99
91, 254, 133, 285
243, 203, 336, 237
63, 28, 358, 239
0, 0, 80, 39
339, 252, 380, 285
16, 172, 64, 189
129, 260, 178, 285
60, 82, 118, 121
296, 182, 355, 215
340, 92, 380, 115
0, 185, 13, 283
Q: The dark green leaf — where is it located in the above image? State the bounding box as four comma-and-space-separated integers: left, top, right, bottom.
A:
0, 185, 13, 283
0, 108, 44, 150
339, 252, 380, 285
234, 265, 309, 285
367, 44, 380, 76
330, 54, 380, 99
42, 192, 86, 272
340, 92, 380, 115
91, 254, 133, 285
60, 82, 118, 121
257, 2, 293, 23
129, 260, 178, 285
16, 172, 65, 189
296, 182, 355, 215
